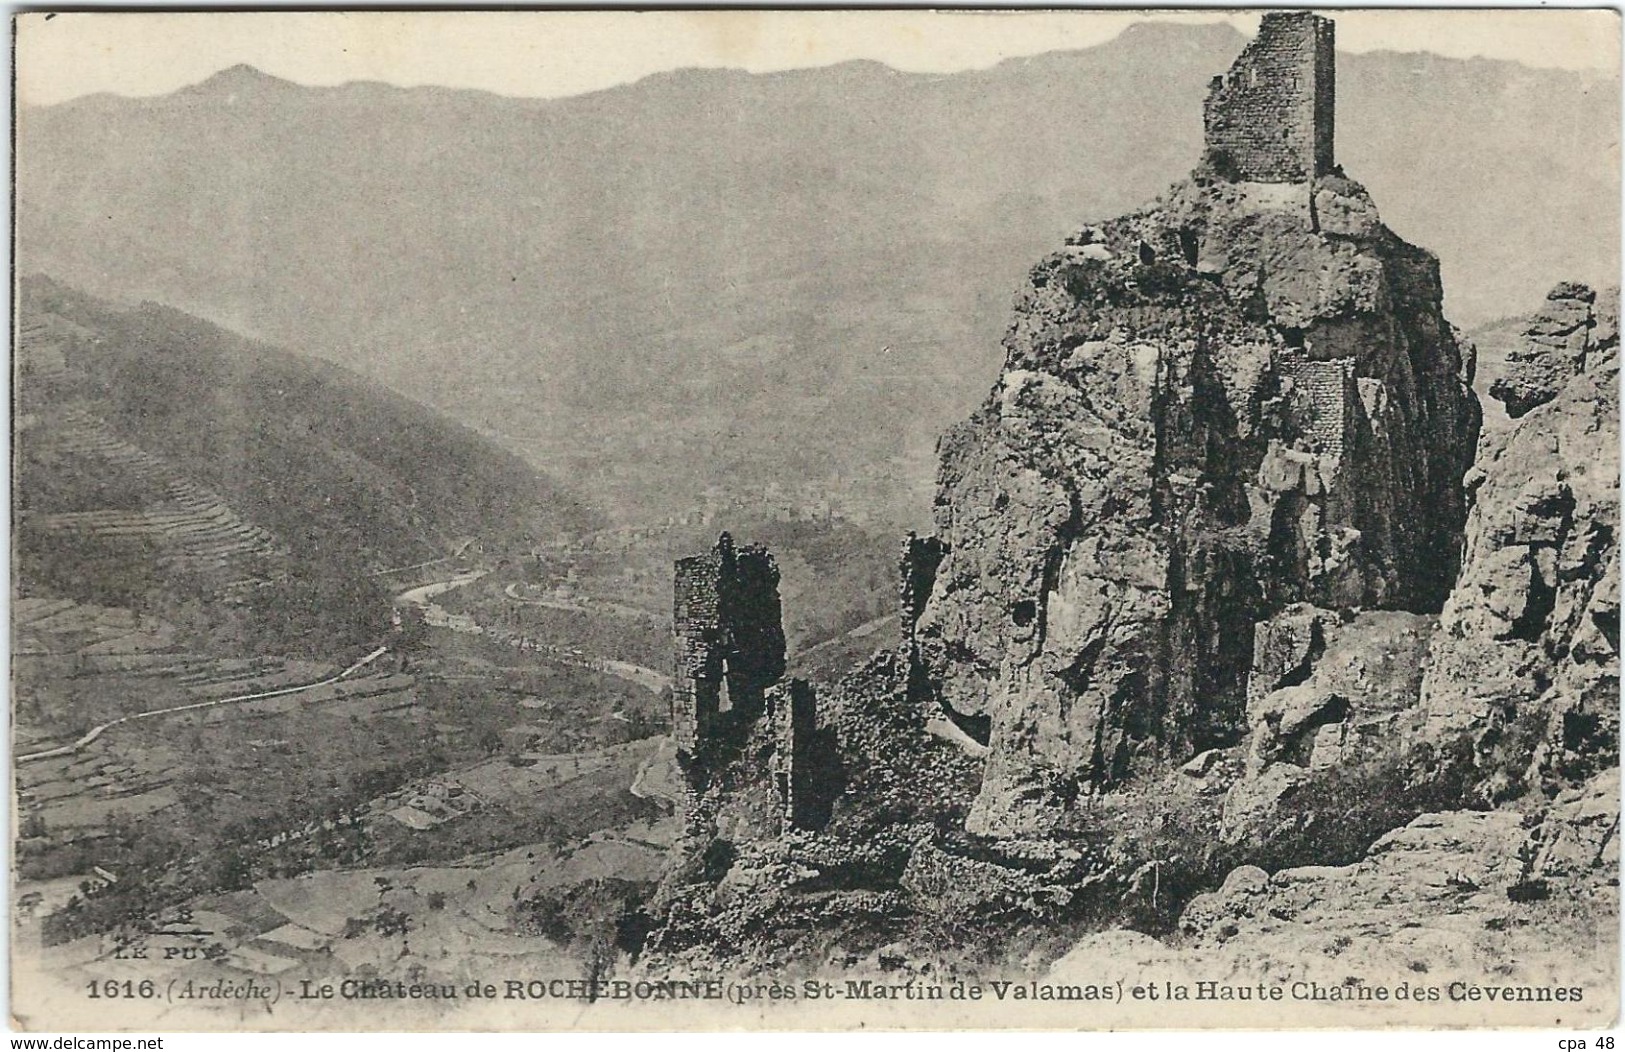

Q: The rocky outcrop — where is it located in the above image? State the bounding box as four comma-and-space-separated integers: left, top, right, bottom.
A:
1418, 286, 1619, 802
1146, 286, 1621, 1017
910, 172, 1479, 835
1217, 606, 1435, 844
1186, 810, 1532, 951
1490, 284, 1618, 419
899, 5, 1476, 843
1530, 768, 1622, 882
1245, 606, 1431, 766
1170, 770, 1618, 1012
643, 15, 1615, 998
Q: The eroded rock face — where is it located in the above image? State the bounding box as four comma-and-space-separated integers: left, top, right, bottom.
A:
1490, 284, 1618, 419
1178, 783, 1619, 1001
1419, 286, 1620, 802
913, 175, 1480, 836
1218, 605, 1435, 845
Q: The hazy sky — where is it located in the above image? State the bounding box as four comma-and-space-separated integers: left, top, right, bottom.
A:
16, 8, 1620, 107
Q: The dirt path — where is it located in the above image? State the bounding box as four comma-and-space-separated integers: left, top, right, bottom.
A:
16, 646, 390, 763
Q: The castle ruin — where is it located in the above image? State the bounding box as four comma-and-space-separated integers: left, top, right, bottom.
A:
767, 677, 822, 831
671, 532, 786, 759
1203, 11, 1335, 182
1280, 354, 1358, 470
671, 534, 833, 833
899, 531, 948, 650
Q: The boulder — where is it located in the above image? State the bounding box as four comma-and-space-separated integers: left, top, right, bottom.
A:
1531, 768, 1621, 882
1175, 798, 1618, 1013
1490, 284, 1612, 418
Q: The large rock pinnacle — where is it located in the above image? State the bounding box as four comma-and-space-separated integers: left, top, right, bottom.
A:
913, 171, 1481, 836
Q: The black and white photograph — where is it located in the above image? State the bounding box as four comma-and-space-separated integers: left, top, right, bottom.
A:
10, 7, 1621, 1031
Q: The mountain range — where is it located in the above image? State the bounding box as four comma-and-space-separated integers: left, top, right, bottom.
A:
17, 22, 1619, 526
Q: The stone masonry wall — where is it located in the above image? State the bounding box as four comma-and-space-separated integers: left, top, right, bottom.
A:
669, 535, 838, 839
1283, 355, 1356, 467
670, 532, 787, 762
1203, 11, 1335, 182
769, 677, 822, 831
724, 544, 788, 708
899, 532, 949, 644
672, 552, 724, 754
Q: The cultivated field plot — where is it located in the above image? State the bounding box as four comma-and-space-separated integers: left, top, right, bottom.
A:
21, 817, 678, 1028
452, 738, 662, 809
16, 571, 677, 957
16, 665, 419, 872
17, 400, 285, 586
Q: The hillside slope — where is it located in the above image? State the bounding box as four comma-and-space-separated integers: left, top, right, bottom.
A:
15, 275, 598, 654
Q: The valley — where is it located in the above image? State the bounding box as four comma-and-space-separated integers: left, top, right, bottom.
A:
10, 12, 1619, 1031
17, 28, 1617, 527
11, 278, 902, 1003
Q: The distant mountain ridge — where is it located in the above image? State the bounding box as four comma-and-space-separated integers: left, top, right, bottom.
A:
18, 21, 1619, 525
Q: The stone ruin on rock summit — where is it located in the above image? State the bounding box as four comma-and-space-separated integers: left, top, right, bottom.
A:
1202, 11, 1336, 183
669, 11, 1481, 840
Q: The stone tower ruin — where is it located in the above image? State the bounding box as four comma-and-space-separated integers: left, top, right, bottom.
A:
1202, 11, 1335, 182
670, 532, 787, 761
670, 533, 835, 834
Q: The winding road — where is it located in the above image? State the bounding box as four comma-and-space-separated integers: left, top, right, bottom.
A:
402, 571, 670, 693
501, 581, 652, 620
20, 566, 669, 766
16, 645, 390, 764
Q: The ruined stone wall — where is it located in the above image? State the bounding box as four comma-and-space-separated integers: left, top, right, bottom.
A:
1283, 355, 1356, 466
1203, 12, 1334, 182
668, 536, 841, 842
769, 678, 822, 830
899, 532, 949, 643
670, 532, 786, 761
672, 551, 725, 755
723, 544, 788, 712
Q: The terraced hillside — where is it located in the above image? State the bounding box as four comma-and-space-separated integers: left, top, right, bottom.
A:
19, 404, 285, 589
12, 279, 690, 1003
12, 277, 630, 939
17, 275, 598, 575
15, 275, 600, 657
14, 575, 668, 951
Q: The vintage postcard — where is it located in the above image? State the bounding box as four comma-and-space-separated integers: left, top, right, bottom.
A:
11, 7, 1621, 1032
